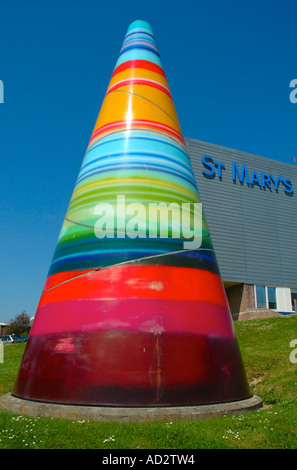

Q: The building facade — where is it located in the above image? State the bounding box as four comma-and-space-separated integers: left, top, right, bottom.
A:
186, 137, 297, 319
0, 323, 8, 336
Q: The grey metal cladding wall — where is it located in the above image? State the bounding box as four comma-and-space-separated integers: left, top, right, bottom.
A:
185, 137, 297, 288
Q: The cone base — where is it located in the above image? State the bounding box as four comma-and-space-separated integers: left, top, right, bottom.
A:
1, 392, 262, 421
13, 330, 251, 407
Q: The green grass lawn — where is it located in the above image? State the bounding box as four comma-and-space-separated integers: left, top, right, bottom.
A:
0, 315, 297, 449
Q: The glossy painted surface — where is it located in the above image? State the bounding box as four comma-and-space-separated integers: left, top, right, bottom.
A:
13, 20, 251, 406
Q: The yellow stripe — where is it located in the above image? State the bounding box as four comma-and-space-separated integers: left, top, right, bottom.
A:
92, 90, 181, 135
72, 178, 198, 199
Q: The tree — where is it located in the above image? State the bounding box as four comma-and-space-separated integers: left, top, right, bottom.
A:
6, 311, 31, 336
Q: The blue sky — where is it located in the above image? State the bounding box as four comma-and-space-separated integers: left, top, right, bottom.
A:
0, 0, 296, 322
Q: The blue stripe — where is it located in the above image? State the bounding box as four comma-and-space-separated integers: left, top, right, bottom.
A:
115, 50, 163, 68
76, 164, 197, 189
79, 151, 194, 180
119, 44, 161, 58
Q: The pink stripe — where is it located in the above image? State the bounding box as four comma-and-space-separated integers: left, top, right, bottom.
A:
30, 298, 234, 338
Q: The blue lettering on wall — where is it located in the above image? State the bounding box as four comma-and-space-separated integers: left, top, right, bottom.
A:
216, 161, 225, 178
249, 170, 262, 187
201, 156, 294, 195
232, 162, 249, 184
202, 155, 215, 176
202, 155, 225, 178
270, 175, 282, 190
261, 173, 271, 189
282, 178, 293, 193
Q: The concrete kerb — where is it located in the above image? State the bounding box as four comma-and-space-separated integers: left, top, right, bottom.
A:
0, 393, 263, 422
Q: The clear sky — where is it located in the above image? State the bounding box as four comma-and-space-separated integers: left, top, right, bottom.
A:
0, 0, 296, 322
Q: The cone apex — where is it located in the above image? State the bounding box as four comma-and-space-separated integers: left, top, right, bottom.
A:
126, 19, 154, 35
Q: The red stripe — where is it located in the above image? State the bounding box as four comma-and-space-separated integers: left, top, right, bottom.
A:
32, 265, 233, 338
43, 269, 95, 292
90, 119, 184, 144
112, 60, 166, 78
107, 78, 172, 98
39, 265, 227, 306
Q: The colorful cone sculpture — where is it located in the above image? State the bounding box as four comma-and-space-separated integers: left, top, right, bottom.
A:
13, 20, 251, 406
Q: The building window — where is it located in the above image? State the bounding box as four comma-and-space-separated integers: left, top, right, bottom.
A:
267, 287, 277, 309
255, 285, 266, 308
255, 285, 277, 309
291, 290, 297, 311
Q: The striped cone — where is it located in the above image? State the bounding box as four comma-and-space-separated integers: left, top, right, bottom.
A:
13, 20, 251, 406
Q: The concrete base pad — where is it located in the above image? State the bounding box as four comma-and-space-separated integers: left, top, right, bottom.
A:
0, 393, 262, 422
